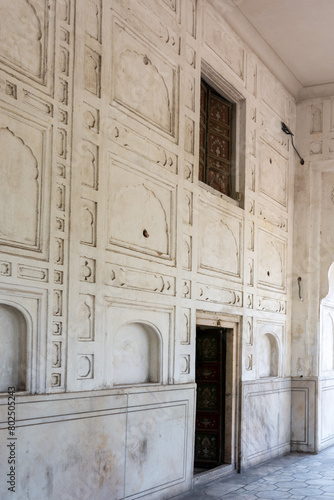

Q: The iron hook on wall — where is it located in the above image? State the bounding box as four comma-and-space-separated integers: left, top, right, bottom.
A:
281, 122, 305, 165
297, 276, 303, 301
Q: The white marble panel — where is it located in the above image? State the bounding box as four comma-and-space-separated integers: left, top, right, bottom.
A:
320, 380, 334, 448
291, 378, 317, 452
111, 17, 178, 138
243, 379, 291, 467
199, 201, 243, 280
125, 404, 187, 496
107, 159, 176, 262
258, 139, 288, 209
0, 0, 53, 89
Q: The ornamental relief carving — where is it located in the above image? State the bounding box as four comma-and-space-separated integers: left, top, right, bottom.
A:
257, 296, 286, 314
77, 294, 95, 341
85, 0, 101, 42
181, 309, 191, 345
258, 205, 287, 231
106, 264, 175, 295
112, 0, 180, 53
109, 119, 177, 174
197, 283, 242, 306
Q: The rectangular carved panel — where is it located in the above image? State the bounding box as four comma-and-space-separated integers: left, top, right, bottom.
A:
109, 118, 177, 174
77, 294, 95, 341
107, 159, 176, 262
0, 107, 51, 258
106, 263, 175, 295
112, 0, 180, 54
258, 229, 286, 292
259, 140, 288, 209
81, 198, 97, 247
199, 200, 242, 280
204, 5, 244, 81
197, 283, 242, 306
111, 17, 178, 138
0, 0, 53, 90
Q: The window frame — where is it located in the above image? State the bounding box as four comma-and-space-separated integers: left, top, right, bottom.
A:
200, 62, 246, 208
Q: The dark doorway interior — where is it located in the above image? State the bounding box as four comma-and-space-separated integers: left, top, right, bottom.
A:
194, 326, 227, 470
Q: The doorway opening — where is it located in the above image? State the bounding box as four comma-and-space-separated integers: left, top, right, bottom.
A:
194, 312, 240, 482
195, 326, 227, 470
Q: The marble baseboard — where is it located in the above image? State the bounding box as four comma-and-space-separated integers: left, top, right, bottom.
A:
241, 378, 291, 468
291, 377, 317, 452
0, 385, 196, 500
319, 376, 334, 451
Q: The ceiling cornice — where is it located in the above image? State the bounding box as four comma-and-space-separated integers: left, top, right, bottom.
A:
208, 0, 334, 103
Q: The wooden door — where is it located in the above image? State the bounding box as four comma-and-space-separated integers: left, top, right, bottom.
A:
194, 327, 226, 468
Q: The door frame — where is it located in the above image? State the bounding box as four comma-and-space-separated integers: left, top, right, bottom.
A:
194, 311, 241, 483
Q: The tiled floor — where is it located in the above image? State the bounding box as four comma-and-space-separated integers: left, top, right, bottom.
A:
172, 446, 334, 499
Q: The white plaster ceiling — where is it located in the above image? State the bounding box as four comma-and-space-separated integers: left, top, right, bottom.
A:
212, 0, 334, 100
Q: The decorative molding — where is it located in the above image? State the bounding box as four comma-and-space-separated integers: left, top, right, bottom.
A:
107, 161, 175, 262
182, 280, 191, 299
259, 139, 288, 209
106, 263, 175, 295
197, 283, 242, 306
180, 354, 190, 374
84, 46, 101, 97
77, 354, 94, 379
0, 260, 11, 276
204, 5, 245, 81
80, 257, 96, 283
78, 294, 95, 342
311, 104, 323, 134
113, 0, 180, 53
18, 265, 49, 282
199, 202, 242, 280
257, 296, 286, 314
112, 19, 178, 138
258, 229, 286, 292
109, 119, 177, 174
181, 309, 191, 345
258, 204, 287, 231
246, 317, 253, 346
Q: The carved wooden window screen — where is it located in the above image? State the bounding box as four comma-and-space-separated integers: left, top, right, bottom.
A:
199, 80, 232, 196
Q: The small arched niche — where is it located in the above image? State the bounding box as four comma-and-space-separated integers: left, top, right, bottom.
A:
113, 322, 161, 386
0, 304, 27, 391
259, 333, 279, 378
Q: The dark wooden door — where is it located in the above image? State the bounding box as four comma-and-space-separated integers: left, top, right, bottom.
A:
194, 327, 226, 469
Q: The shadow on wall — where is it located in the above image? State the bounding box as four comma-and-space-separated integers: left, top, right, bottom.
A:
0, 304, 27, 392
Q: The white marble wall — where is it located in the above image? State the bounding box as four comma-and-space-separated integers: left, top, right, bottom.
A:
0, 0, 299, 497
0, 385, 195, 500
293, 98, 334, 452
242, 379, 291, 467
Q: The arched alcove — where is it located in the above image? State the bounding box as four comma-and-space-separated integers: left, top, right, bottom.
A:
113, 322, 161, 385
259, 333, 279, 378
0, 304, 27, 391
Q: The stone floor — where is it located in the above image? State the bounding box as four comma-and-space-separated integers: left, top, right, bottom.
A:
172, 446, 334, 499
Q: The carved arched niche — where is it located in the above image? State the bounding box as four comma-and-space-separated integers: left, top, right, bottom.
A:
113, 322, 161, 386
259, 333, 279, 378
0, 304, 27, 391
